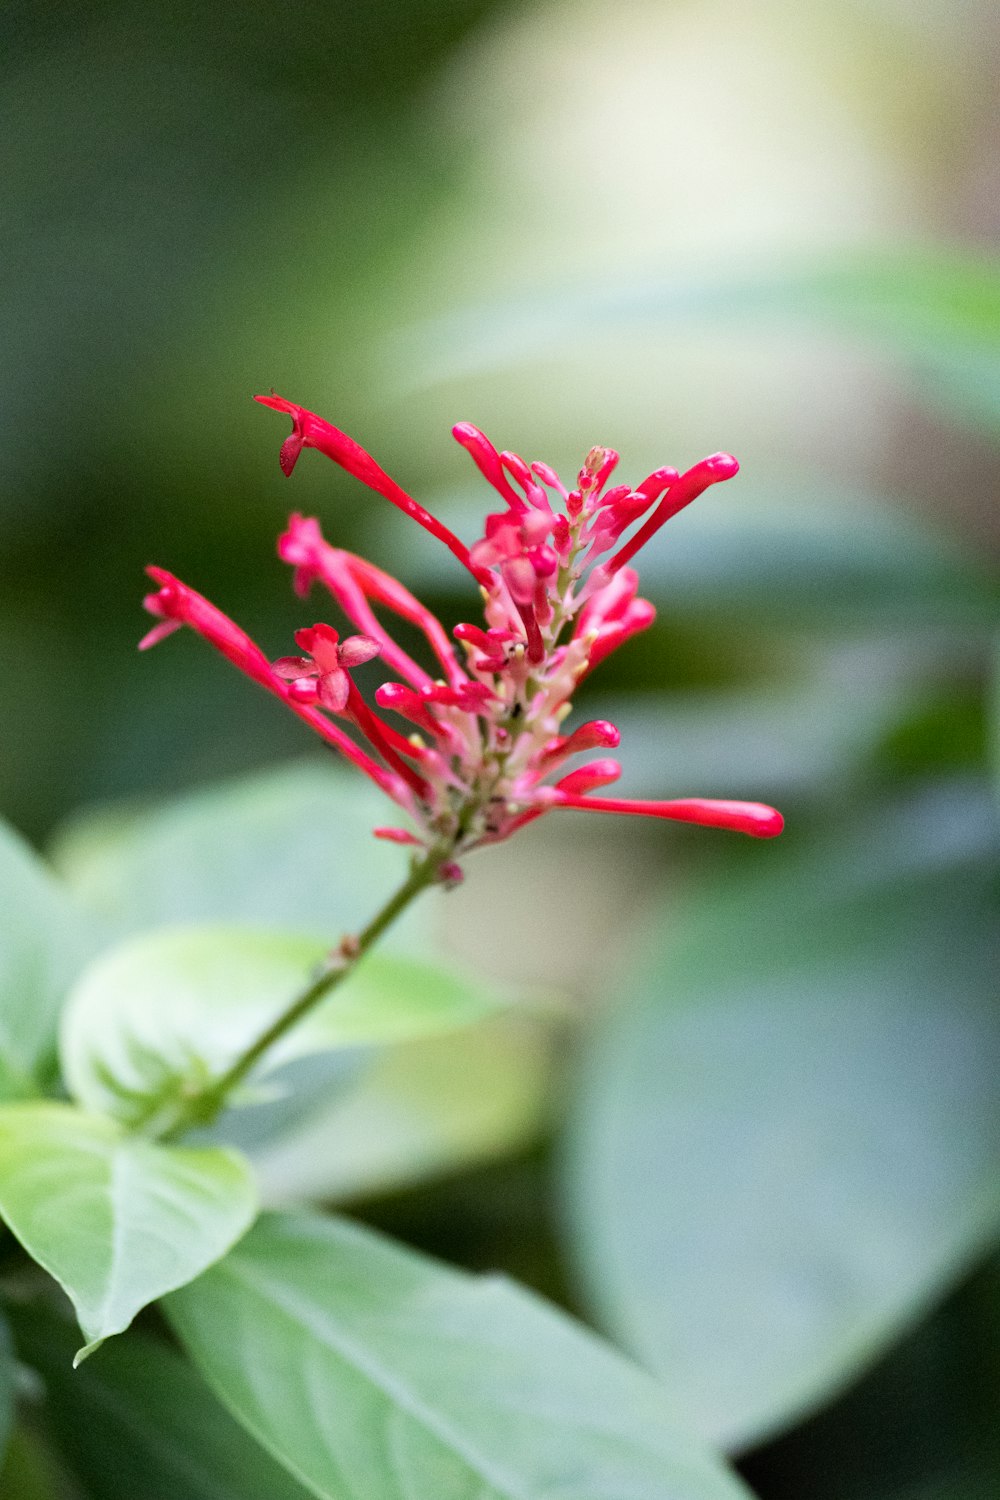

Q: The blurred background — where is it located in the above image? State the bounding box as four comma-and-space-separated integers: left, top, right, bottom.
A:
2, 1, 999, 1497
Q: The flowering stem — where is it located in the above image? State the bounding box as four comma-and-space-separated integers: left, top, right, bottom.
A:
162, 847, 449, 1139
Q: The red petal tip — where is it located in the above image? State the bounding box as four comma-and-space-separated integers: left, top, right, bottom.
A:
705, 452, 739, 478
253, 392, 295, 413
137, 618, 181, 651
372, 826, 423, 846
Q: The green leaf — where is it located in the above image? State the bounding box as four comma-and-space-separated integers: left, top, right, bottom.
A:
0, 1103, 257, 1361
9, 1303, 310, 1500
48, 759, 435, 951
0, 1309, 13, 1469
406, 249, 1000, 431
562, 813, 1000, 1452
0, 819, 96, 1098
736, 1254, 1000, 1500
168, 1209, 751, 1500
254, 1015, 554, 1205
60, 924, 508, 1132
595, 654, 917, 802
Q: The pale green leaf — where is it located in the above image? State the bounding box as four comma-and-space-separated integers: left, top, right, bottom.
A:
60, 924, 508, 1131
0, 1103, 257, 1360
168, 1208, 752, 1500
0, 820, 97, 1097
405, 250, 1000, 431
48, 759, 435, 951
9, 1303, 310, 1500
729, 1255, 1000, 1500
254, 1016, 553, 1205
562, 815, 1000, 1452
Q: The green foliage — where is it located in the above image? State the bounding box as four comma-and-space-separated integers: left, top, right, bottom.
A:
60, 923, 507, 1132
253, 1015, 553, 1204
9, 1303, 311, 1500
168, 1208, 753, 1500
0, 1103, 256, 1361
0, 821, 96, 1099
740, 1255, 1000, 1500
49, 760, 436, 950
411, 250, 1000, 433
562, 809, 1000, 1451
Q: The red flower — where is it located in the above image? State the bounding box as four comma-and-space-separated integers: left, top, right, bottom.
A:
272, 623, 380, 712
142, 396, 783, 872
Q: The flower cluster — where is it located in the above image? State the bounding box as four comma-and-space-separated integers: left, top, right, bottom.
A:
142, 396, 782, 875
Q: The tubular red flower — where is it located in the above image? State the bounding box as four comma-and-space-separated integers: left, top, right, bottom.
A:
374, 682, 441, 737
536, 720, 621, 773
452, 422, 526, 511
345, 682, 430, 798
553, 759, 622, 795
140, 569, 408, 803
278, 521, 431, 691
634, 465, 680, 502
257, 394, 489, 584
373, 826, 424, 846
549, 792, 784, 838
583, 599, 658, 672
142, 568, 275, 686
605, 452, 739, 574
500, 451, 550, 509
344, 554, 468, 689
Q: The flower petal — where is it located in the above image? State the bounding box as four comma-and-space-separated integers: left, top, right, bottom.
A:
318, 669, 351, 713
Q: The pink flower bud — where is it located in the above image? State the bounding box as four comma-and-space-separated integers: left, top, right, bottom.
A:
554, 759, 622, 795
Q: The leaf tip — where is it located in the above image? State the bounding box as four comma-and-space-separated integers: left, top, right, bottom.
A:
72, 1335, 105, 1368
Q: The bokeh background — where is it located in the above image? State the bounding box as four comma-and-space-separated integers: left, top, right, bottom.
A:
2, 2, 999, 1497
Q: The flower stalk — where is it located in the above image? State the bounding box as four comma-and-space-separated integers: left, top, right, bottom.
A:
163, 843, 451, 1137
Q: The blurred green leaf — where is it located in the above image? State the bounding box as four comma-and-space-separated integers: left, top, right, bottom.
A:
0, 821, 97, 1100
0, 1103, 256, 1362
597, 646, 921, 801
741, 1255, 1000, 1500
61, 923, 509, 1132
562, 801, 1000, 1452
9, 1303, 310, 1500
168, 1208, 753, 1500
405, 250, 1000, 430
48, 759, 437, 951
253, 1015, 554, 1205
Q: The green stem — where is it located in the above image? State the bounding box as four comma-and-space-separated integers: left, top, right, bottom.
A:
163, 846, 448, 1139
